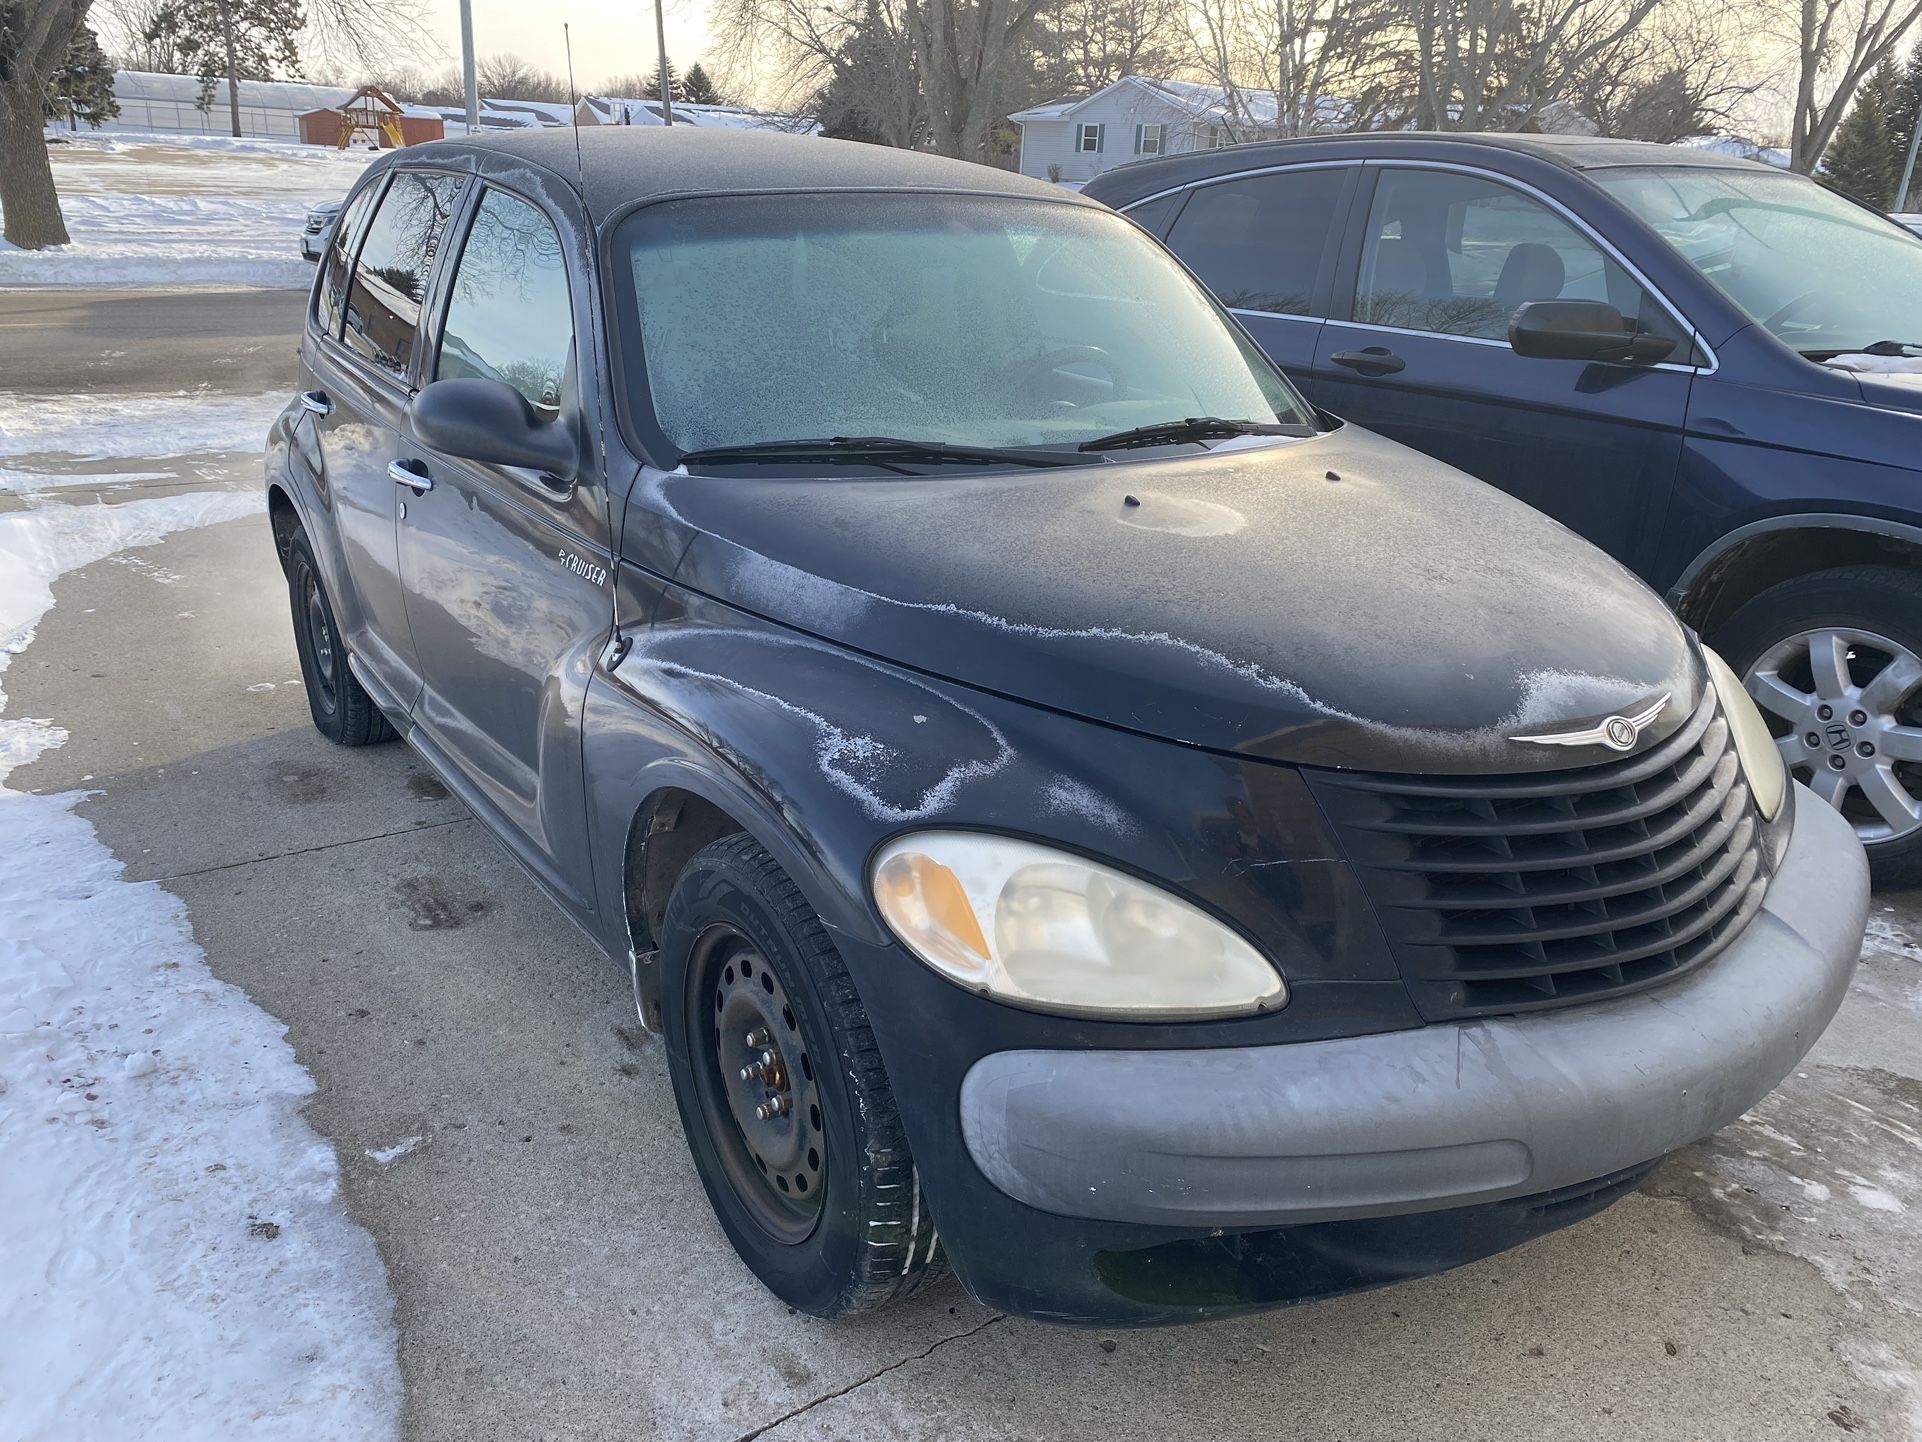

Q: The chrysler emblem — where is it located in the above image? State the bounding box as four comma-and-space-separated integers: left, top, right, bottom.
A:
1511, 692, 1670, 754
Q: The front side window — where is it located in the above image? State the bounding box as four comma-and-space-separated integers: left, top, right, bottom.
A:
1077, 123, 1104, 154
1355, 168, 1665, 342
1593, 164, 1922, 357
1165, 167, 1348, 316
1136, 123, 1165, 156
613, 192, 1311, 460
343, 171, 466, 378
317, 181, 379, 338
437, 188, 574, 416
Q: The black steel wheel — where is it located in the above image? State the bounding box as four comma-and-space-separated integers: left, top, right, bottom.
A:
284, 526, 395, 747
659, 833, 944, 1317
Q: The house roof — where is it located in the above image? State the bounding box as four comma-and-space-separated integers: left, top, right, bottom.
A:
1009, 75, 1349, 131
579, 95, 822, 133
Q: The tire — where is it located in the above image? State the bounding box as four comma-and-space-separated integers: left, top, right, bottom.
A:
1708, 563, 1922, 889
659, 833, 943, 1317
284, 526, 395, 747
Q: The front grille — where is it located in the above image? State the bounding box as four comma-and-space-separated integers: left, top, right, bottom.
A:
1306, 688, 1770, 1022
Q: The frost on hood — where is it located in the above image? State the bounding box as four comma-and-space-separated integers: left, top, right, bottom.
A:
0, 492, 400, 1441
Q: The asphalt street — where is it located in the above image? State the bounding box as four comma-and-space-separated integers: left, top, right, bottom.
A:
5, 285, 1921, 1440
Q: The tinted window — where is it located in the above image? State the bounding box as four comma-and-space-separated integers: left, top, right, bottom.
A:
344, 172, 465, 378
317, 182, 379, 338
1164, 168, 1347, 315
437, 188, 573, 415
1356, 168, 1664, 341
615, 192, 1311, 459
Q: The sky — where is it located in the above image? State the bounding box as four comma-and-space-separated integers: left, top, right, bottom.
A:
413, 0, 719, 93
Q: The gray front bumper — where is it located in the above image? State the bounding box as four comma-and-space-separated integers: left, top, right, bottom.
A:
959, 786, 1867, 1228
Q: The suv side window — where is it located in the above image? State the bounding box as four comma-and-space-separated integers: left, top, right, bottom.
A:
1163, 167, 1348, 316
343, 171, 466, 379
316, 181, 379, 338
1355, 167, 1676, 343
437, 188, 574, 416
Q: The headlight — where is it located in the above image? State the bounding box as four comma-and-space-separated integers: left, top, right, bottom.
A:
1706, 647, 1787, 821
871, 832, 1285, 1019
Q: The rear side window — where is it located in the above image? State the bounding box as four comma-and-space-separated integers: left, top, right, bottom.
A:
437, 188, 573, 416
1164, 168, 1348, 316
316, 182, 379, 338
344, 171, 466, 379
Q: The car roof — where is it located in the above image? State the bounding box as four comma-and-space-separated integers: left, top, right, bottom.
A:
1081, 130, 1776, 204
395, 125, 1082, 220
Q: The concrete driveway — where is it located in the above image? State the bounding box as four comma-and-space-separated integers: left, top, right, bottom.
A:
5, 287, 1920, 1441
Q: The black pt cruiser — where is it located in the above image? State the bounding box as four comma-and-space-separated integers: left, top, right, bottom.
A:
267, 127, 1869, 1326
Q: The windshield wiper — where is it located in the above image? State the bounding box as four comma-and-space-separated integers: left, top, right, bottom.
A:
676, 435, 1092, 470
1798, 339, 1922, 360
1076, 416, 1313, 453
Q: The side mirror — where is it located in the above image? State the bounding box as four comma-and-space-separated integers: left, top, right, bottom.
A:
407, 377, 578, 480
1508, 300, 1678, 366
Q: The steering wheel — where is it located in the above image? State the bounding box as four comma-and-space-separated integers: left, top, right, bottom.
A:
1011, 345, 1127, 403
1761, 287, 1826, 335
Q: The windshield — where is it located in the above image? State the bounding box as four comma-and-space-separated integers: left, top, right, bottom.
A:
1592, 165, 1922, 356
611, 192, 1312, 462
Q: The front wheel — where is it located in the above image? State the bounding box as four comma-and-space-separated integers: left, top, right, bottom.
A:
1709, 563, 1922, 889
659, 834, 943, 1317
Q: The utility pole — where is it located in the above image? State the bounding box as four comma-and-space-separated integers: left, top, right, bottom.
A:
459, 0, 480, 134
1899, 114, 1922, 213
654, 0, 674, 125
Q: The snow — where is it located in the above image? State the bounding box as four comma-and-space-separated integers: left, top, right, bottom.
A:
1826, 352, 1922, 388
0, 486, 401, 1441
0, 133, 371, 289
0, 391, 287, 461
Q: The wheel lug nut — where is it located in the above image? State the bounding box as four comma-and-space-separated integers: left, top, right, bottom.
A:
1817, 704, 1833, 721
1850, 709, 1868, 726
1805, 732, 1821, 748
1858, 741, 1876, 758
745, 1028, 769, 1047
1828, 754, 1847, 770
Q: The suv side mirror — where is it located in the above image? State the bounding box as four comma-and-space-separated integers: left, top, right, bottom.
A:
408, 377, 578, 479
1508, 300, 1678, 366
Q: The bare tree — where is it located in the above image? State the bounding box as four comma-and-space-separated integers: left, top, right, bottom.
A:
1561, 0, 1768, 141
1028, 0, 1186, 97
93, 0, 185, 69
899, 0, 1049, 156
1183, 0, 1402, 138
1779, 0, 1922, 171
1, 0, 94, 246
477, 52, 568, 102
714, 0, 923, 145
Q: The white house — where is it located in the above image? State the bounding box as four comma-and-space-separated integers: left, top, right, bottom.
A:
1010, 77, 1318, 185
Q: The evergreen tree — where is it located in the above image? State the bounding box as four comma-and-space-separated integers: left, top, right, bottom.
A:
642, 60, 681, 102
682, 61, 721, 105
43, 19, 119, 129
1825, 80, 1898, 207
147, 0, 304, 138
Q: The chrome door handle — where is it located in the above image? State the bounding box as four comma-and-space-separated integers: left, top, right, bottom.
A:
387, 459, 433, 493
300, 390, 333, 416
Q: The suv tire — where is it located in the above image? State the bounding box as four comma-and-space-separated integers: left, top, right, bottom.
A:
659, 833, 944, 1316
285, 526, 396, 747
1709, 563, 1922, 889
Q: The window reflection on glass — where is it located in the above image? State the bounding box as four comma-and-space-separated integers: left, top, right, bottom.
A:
344, 172, 465, 377
319, 182, 379, 338
1355, 169, 1654, 341
437, 188, 573, 416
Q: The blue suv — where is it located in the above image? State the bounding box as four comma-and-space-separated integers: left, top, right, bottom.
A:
1086, 134, 1922, 886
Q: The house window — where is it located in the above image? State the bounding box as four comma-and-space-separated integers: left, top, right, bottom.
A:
1076, 123, 1105, 154
1135, 123, 1165, 156
1205, 124, 1227, 149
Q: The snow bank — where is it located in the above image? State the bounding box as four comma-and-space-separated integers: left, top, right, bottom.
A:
0, 135, 370, 289
0, 490, 401, 1441
0, 391, 286, 461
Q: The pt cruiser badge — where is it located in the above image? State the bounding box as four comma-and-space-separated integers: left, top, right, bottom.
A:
1512, 692, 1671, 752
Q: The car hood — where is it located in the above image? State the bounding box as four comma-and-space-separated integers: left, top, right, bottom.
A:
654, 425, 1700, 772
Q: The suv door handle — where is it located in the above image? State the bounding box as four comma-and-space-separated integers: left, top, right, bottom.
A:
1330, 347, 1407, 376
300, 390, 333, 416
387, 459, 433, 493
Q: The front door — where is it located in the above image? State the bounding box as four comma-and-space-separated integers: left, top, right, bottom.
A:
1302, 165, 1700, 573
396, 184, 612, 912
